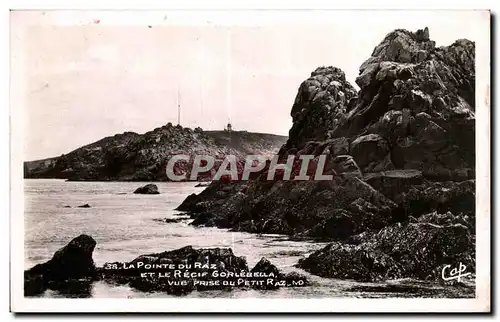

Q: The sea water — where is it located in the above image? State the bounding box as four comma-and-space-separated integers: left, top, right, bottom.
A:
23, 179, 472, 298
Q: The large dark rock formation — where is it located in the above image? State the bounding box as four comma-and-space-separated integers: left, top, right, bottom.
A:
100, 248, 309, 295
100, 246, 248, 295
178, 27, 475, 282
344, 29, 475, 180
184, 177, 397, 237
24, 126, 287, 181
25, 235, 309, 297
298, 210, 475, 282
24, 235, 97, 296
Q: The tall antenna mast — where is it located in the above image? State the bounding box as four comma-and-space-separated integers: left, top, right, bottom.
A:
177, 87, 181, 125
200, 29, 205, 123
226, 28, 232, 130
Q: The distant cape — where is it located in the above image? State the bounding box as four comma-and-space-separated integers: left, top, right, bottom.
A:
24, 124, 287, 181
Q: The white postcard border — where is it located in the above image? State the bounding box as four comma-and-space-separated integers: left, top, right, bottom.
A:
9, 7, 491, 313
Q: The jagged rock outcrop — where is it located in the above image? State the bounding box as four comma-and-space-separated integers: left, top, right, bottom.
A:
24, 235, 97, 296
344, 28, 475, 179
24, 125, 287, 181
178, 27, 475, 282
298, 210, 474, 282
286, 66, 358, 150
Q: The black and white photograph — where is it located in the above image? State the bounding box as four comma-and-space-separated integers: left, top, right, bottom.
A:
9, 8, 491, 313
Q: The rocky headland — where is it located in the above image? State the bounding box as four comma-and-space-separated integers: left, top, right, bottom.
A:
177, 28, 476, 282
24, 126, 287, 181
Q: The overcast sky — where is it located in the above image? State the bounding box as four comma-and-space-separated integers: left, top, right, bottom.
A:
11, 10, 486, 160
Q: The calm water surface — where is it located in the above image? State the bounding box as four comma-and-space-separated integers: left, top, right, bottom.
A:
24, 179, 472, 298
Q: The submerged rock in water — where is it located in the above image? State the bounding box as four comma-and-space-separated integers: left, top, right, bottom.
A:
133, 184, 160, 194
153, 217, 190, 224
24, 234, 97, 296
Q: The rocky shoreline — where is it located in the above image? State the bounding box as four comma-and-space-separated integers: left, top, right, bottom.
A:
24, 27, 476, 296
24, 235, 311, 297
176, 28, 476, 283
297, 210, 474, 282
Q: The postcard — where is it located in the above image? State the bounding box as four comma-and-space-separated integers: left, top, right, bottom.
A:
10, 9, 491, 313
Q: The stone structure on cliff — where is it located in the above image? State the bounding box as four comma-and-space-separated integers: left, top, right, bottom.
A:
177, 27, 476, 282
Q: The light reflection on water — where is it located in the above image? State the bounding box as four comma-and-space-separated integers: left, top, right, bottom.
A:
24, 179, 473, 298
